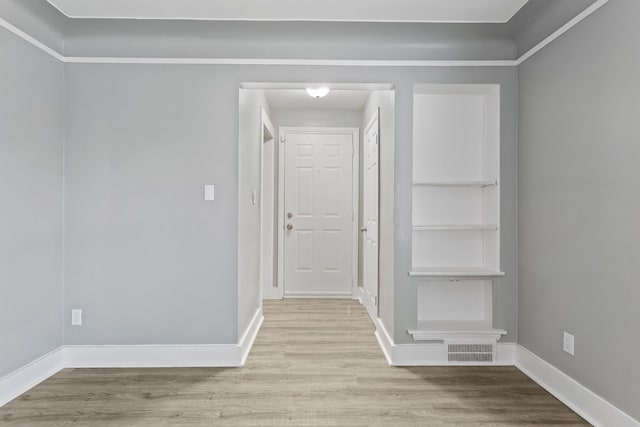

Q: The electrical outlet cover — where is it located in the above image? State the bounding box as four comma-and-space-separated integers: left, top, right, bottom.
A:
204, 184, 215, 201
71, 309, 83, 326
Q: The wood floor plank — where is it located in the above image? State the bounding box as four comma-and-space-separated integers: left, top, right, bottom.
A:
0, 299, 589, 426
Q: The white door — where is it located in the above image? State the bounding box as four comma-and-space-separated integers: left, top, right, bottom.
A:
362, 111, 379, 315
283, 128, 356, 297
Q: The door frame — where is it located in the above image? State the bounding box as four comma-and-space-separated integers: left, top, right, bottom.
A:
277, 126, 360, 298
259, 107, 280, 300
360, 109, 381, 319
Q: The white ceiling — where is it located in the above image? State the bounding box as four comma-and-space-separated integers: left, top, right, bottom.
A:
46, 0, 530, 23
264, 90, 371, 111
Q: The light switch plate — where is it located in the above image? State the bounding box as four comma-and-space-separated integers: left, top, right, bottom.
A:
71, 309, 83, 326
563, 331, 575, 355
204, 184, 215, 201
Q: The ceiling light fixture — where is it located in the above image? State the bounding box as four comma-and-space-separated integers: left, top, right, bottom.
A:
306, 87, 330, 98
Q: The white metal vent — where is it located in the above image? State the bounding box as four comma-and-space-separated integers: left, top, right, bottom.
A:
447, 343, 495, 363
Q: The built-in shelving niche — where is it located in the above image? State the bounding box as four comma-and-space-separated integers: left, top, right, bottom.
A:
409, 84, 506, 349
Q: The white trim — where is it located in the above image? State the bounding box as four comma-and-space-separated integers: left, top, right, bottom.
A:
1, 311, 264, 407
0, 0, 610, 68
2, 342, 639, 427
45, 0, 528, 24
366, 301, 517, 367
360, 109, 381, 319
385, 342, 517, 367
351, 127, 360, 299
0, 18, 65, 62
278, 126, 359, 299
407, 328, 507, 342
373, 317, 395, 366
354, 284, 377, 321
284, 292, 353, 299
63, 344, 241, 368
238, 308, 264, 365
515, 0, 610, 65
370, 329, 639, 426
0, 347, 65, 407
516, 346, 640, 427
63, 57, 518, 67
276, 126, 286, 296
64, 308, 263, 369
242, 82, 395, 90
260, 108, 281, 300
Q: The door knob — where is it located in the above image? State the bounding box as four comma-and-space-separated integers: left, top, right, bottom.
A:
287, 224, 294, 231
360, 227, 367, 232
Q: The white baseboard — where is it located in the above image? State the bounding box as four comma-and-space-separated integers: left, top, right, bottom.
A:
373, 318, 395, 366
1, 308, 264, 408
374, 321, 516, 366
3, 316, 638, 427
65, 307, 264, 369
284, 291, 352, 298
0, 347, 65, 407
262, 286, 283, 300
354, 300, 639, 425
373, 324, 638, 426
353, 286, 374, 317
515, 346, 639, 427
239, 307, 264, 366
63, 344, 242, 368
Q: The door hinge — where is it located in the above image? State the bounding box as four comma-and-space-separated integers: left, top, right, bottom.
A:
374, 296, 378, 306
352, 142, 355, 157
280, 134, 286, 143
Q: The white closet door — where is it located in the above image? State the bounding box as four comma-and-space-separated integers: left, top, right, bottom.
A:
362, 111, 380, 314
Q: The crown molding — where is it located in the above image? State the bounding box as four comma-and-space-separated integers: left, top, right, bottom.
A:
45, 0, 529, 24
515, 0, 609, 65
63, 57, 517, 66
0, 0, 610, 67
0, 17, 64, 61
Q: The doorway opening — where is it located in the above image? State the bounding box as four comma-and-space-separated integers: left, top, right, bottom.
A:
238, 83, 394, 321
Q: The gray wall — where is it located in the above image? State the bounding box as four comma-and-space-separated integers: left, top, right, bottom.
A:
62, 20, 515, 61
237, 89, 272, 337
64, 65, 240, 344
63, 65, 518, 347
0, 27, 64, 377
518, 0, 640, 420
271, 109, 362, 129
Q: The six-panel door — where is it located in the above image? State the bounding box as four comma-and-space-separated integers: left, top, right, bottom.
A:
283, 130, 354, 296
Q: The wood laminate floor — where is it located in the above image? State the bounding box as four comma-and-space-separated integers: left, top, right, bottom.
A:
0, 299, 588, 426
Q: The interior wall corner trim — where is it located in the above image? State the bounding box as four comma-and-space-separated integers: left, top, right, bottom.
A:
515, 0, 610, 65
0, 17, 65, 61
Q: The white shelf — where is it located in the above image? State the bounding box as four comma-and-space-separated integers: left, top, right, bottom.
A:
412, 225, 498, 231
408, 320, 507, 341
411, 85, 504, 345
413, 180, 497, 187
409, 267, 505, 279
